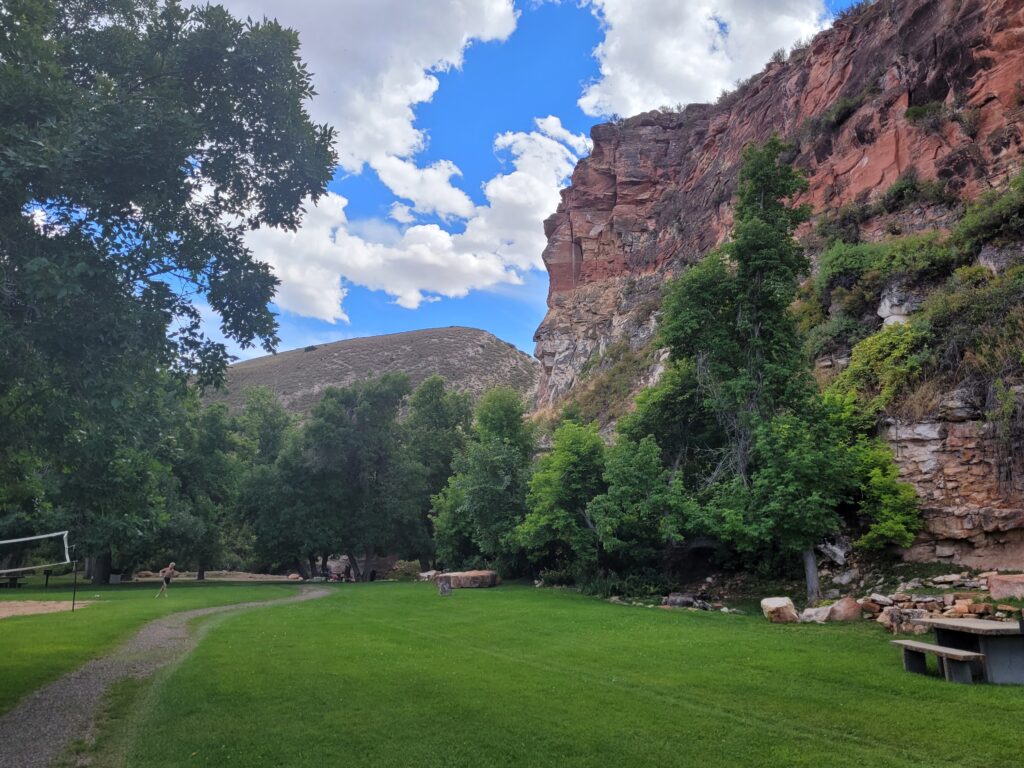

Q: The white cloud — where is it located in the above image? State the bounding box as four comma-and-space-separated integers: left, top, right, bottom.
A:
218, 0, 518, 173
579, 0, 827, 117
371, 156, 475, 220
246, 117, 589, 319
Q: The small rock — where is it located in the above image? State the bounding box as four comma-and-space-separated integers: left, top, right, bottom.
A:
824, 589, 840, 600
832, 568, 860, 587
870, 593, 894, 606
931, 573, 965, 584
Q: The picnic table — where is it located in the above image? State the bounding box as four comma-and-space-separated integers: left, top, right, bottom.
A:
898, 617, 1024, 684
2, 575, 26, 589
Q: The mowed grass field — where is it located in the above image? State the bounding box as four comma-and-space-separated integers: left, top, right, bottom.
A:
98, 583, 1024, 768
0, 580, 298, 715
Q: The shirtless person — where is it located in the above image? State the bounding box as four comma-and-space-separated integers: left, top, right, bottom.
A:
155, 562, 177, 598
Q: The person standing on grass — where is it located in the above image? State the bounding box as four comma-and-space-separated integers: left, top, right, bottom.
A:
155, 562, 177, 598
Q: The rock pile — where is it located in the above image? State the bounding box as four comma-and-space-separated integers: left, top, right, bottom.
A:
761, 571, 1023, 632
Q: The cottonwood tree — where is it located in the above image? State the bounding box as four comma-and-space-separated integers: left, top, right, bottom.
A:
432, 388, 534, 573
0, 0, 335, 573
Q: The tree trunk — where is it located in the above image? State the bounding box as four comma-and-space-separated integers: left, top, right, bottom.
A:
296, 559, 310, 579
196, 568, 206, 581
307, 554, 317, 579
802, 547, 821, 606
346, 552, 361, 582
91, 550, 112, 585
320, 553, 330, 578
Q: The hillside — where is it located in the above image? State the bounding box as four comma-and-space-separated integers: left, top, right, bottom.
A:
534, 0, 1024, 568
208, 327, 540, 414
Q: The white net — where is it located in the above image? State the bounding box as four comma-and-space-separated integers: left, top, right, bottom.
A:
0, 531, 71, 576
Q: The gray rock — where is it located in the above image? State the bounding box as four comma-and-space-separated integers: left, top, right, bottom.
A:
662, 593, 695, 608
870, 593, 894, 606
799, 606, 832, 624
824, 589, 841, 600
832, 568, 860, 587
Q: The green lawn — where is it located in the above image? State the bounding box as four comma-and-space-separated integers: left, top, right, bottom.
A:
0, 580, 297, 714
112, 583, 1023, 768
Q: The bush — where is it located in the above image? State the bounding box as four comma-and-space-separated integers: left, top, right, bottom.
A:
905, 102, 946, 132
389, 560, 423, 582
804, 313, 866, 359
879, 170, 956, 212
829, 323, 931, 415
953, 171, 1024, 251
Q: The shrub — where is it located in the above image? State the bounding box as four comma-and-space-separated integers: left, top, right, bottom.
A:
879, 169, 956, 212
829, 323, 931, 415
854, 441, 921, 550
389, 560, 423, 582
905, 101, 946, 132
953, 171, 1024, 251
804, 314, 866, 359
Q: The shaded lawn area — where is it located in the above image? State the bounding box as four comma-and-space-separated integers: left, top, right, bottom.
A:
0, 581, 298, 714
127, 583, 1023, 768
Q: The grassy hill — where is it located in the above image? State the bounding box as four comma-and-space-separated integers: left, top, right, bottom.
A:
206, 326, 541, 414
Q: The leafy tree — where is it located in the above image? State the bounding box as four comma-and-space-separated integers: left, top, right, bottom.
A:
235, 386, 294, 465
588, 436, 692, 571
0, 0, 335, 572
616, 360, 723, 486
405, 376, 472, 562
660, 136, 811, 483
302, 374, 423, 580
517, 421, 607, 577
431, 388, 534, 573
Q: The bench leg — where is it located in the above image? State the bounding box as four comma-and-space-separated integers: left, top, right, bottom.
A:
902, 648, 928, 675
943, 659, 974, 684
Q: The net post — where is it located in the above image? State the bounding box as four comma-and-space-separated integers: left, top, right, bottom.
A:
72, 556, 79, 613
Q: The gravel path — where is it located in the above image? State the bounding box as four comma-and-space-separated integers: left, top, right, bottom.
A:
0, 586, 329, 768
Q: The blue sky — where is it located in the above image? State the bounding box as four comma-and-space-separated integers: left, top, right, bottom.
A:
221, 0, 858, 358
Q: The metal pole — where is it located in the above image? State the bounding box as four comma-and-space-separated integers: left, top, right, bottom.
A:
72, 558, 78, 613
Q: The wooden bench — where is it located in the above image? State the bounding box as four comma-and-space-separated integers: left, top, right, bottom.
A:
892, 639, 985, 683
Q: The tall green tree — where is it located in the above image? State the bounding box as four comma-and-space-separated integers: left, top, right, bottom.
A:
0, 0, 335, 570
405, 376, 472, 563
517, 421, 607, 577
432, 388, 534, 574
659, 138, 848, 602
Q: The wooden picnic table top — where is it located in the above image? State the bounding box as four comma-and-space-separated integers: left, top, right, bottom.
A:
910, 617, 1023, 636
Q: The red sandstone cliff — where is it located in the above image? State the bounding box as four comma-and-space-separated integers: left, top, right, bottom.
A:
536, 0, 1024, 403
534, 0, 1024, 567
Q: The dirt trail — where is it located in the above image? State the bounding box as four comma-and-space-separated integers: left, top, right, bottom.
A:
0, 586, 329, 768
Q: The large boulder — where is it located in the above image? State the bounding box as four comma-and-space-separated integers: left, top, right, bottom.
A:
436, 570, 500, 589
761, 597, 799, 624
988, 574, 1024, 601
828, 596, 862, 622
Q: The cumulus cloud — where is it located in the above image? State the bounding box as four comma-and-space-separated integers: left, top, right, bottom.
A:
220, 0, 517, 171
579, 0, 827, 117
246, 117, 589, 319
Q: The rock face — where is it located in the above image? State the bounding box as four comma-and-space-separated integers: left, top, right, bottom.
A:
761, 597, 799, 624
887, 394, 1024, 568
536, 0, 1024, 405
207, 327, 540, 414
534, 0, 1024, 567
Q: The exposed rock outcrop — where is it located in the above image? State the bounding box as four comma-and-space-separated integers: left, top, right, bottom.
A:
534, 0, 1024, 567
537, 0, 1024, 404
